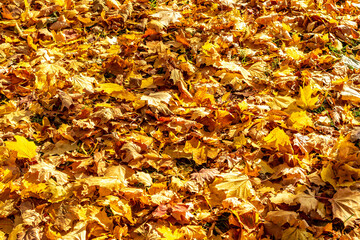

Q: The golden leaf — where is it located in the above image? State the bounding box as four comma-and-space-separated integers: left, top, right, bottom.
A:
288, 111, 313, 130
157, 226, 183, 240
285, 47, 305, 60
297, 85, 319, 110
5, 136, 37, 159
321, 163, 336, 189
215, 171, 254, 199
263, 127, 293, 153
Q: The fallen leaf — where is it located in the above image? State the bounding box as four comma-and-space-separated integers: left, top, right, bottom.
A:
5, 136, 37, 159
263, 127, 293, 153
297, 85, 319, 110
281, 227, 315, 240
295, 192, 319, 214
288, 111, 313, 130
151, 8, 182, 27
26, 161, 69, 185
141, 92, 173, 115
191, 168, 219, 185
266, 210, 298, 226
215, 171, 254, 199
157, 225, 183, 240
329, 188, 360, 226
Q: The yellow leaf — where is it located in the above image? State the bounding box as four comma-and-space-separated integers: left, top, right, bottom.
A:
270, 191, 296, 205
0, 199, 16, 218
5, 136, 37, 159
157, 226, 183, 240
184, 138, 207, 165
20, 180, 48, 199
285, 47, 305, 60
233, 134, 247, 149
268, 95, 296, 110
273, 66, 294, 78
202, 41, 219, 51
295, 192, 319, 214
282, 23, 291, 31
8, 224, 24, 240
297, 85, 319, 110
180, 225, 207, 239
321, 163, 336, 189
321, 33, 329, 43
263, 127, 293, 153
108, 196, 134, 223
97, 83, 125, 94
288, 111, 313, 130
97, 83, 137, 101
238, 101, 248, 111
194, 87, 216, 106
215, 171, 254, 199
27, 35, 37, 50
292, 33, 301, 44
141, 77, 154, 88
57, 124, 75, 141
46, 179, 72, 203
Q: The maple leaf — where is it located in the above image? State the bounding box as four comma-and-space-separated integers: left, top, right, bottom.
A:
295, 192, 319, 214
106, 0, 121, 9
97, 83, 137, 101
42, 140, 78, 156
157, 225, 183, 240
141, 92, 173, 115
270, 191, 296, 205
68, 74, 96, 93
26, 161, 69, 185
184, 137, 207, 165
215, 171, 254, 199
268, 95, 296, 110
265, 210, 298, 226
34, 63, 68, 93
288, 111, 314, 130
121, 142, 143, 162
191, 168, 219, 185
285, 47, 305, 60
129, 172, 153, 187
180, 225, 207, 239
5, 136, 37, 159
215, 60, 251, 79
281, 227, 315, 240
0, 199, 17, 218
263, 127, 293, 153
297, 85, 319, 110
329, 188, 360, 226
151, 7, 182, 27
321, 163, 337, 189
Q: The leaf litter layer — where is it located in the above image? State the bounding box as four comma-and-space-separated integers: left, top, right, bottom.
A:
1, 0, 360, 239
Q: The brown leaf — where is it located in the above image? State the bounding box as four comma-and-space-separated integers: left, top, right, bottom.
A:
57, 90, 73, 111
329, 188, 360, 226
265, 210, 299, 226
191, 168, 219, 185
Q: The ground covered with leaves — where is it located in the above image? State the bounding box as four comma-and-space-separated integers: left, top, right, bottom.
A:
2, 0, 360, 239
